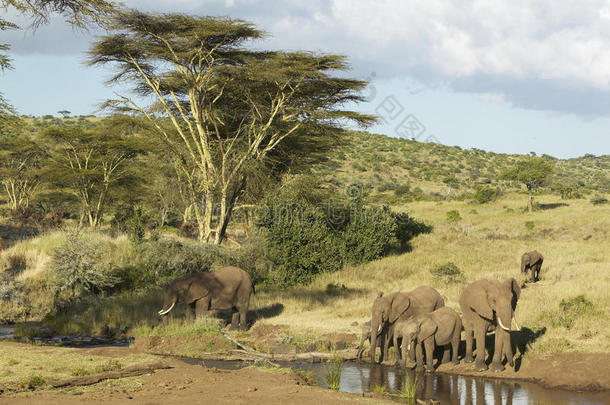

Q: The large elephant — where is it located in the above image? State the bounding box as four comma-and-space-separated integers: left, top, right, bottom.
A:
370, 286, 445, 364
393, 307, 462, 372
521, 250, 543, 282
158, 266, 254, 330
459, 278, 520, 372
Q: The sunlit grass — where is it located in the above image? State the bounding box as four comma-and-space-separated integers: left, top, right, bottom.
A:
253, 193, 610, 355
325, 355, 343, 390
0, 342, 158, 393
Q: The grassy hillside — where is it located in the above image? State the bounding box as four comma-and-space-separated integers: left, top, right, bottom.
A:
312, 131, 609, 203
254, 193, 610, 355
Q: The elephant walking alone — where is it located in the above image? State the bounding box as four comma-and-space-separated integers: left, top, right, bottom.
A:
459, 278, 520, 372
158, 266, 254, 330
521, 250, 543, 282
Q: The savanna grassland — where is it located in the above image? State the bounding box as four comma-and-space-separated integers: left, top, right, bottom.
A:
1, 128, 609, 396
253, 193, 610, 357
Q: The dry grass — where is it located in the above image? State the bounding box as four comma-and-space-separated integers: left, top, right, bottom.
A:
0, 342, 158, 392
254, 193, 610, 355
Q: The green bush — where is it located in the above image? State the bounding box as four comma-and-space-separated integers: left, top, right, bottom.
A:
446, 210, 461, 223
256, 178, 430, 286
524, 221, 535, 232
473, 185, 500, 204
430, 262, 465, 284
394, 184, 410, 197
538, 295, 598, 330
558, 186, 582, 199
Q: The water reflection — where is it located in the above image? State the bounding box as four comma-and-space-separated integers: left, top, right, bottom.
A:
299, 362, 609, 405
195, 359, 610, 405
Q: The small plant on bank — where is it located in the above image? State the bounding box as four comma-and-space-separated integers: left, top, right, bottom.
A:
397, 373, 420, 401
325, 355, 343, 390
524, 221, 535, 232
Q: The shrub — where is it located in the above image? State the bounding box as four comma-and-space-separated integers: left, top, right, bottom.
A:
538, 295, 598, 330
394, 184, 410, 197
591, 195, 608, 205
52, 232, 120, 300
430, 262, 465, 284
473, 185, 500, 204
139, 238, 223, 283
524, 221, 535, 232
558, 186, 582, 199
257, 178, 429, 286
446, 210, 461, 223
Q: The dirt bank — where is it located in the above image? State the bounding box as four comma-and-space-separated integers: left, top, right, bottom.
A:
1, 353, 392, 405
136, 324, 610, 392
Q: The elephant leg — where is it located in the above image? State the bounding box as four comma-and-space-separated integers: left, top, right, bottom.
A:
195, 299, 209, 319
185, 303, 195, 321
357, 336, 367, 360
530, 269, 536, 282
230, 309, 239, 330
415, 342, 424, 371
238, 305, 248, 330
490, 328, 505, 372
503, 329, 515, 368
382, 331, 391, 363
393, 332, 400, 365
451, 331, 460, 365
423, 338, 435, 372
474, 321, 488, 371
464, 328, 474, 363
441, 345, 451, 364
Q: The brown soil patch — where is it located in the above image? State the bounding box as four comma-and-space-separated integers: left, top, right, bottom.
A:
434, 352, 610, 391
2, 356, 393, 404
132, 335, 235, 357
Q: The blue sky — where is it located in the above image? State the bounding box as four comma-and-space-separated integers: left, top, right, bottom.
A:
2, 0, 610, 158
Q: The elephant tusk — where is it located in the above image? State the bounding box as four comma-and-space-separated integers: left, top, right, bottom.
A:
377, 325, 382, 335
407, 342, 411, 352
158, 301, 175, 316
497, 317, 510, 332
512, 316, 521, 331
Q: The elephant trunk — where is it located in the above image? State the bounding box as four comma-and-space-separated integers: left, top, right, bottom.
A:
370, 320, 381, 363
521, 256, 528, 273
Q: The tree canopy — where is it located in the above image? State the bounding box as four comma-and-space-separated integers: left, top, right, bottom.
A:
88, 10, 376, 243
500, 156, 554, 211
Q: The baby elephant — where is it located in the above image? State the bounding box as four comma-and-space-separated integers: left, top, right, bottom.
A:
394, 307, 462, 372
356, 320, 396, 361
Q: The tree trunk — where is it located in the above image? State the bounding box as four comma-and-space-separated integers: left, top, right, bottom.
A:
527, 185, 533, 213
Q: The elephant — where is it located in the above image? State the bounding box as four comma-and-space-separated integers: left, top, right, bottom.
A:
459, 278, 521, 372
370, 286, 445, 364
356, 320, 396, 360
393, 307, 462, 372
521, 250, 543, 282
158, 266, 254, 330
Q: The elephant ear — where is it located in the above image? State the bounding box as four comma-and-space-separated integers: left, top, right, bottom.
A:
184, 276, 211, 304
390, 293, 411, 323
469, 283, 494, 321
418, 316, 437, 342
504, 278, 521, 309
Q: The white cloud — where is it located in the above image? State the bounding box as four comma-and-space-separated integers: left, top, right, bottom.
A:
3, 0, 610, 114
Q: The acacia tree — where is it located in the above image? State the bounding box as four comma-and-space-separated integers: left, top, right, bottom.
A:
41, 116, 148, 227
500, 156, 554, 212
0, 136, 43, 212
88, 11, 375, 244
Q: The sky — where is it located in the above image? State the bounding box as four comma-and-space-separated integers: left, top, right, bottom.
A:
1, 0, 610, 159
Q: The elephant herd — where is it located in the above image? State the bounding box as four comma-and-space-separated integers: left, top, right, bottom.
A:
358, 250, 543, 373
155, 251, 544, 373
